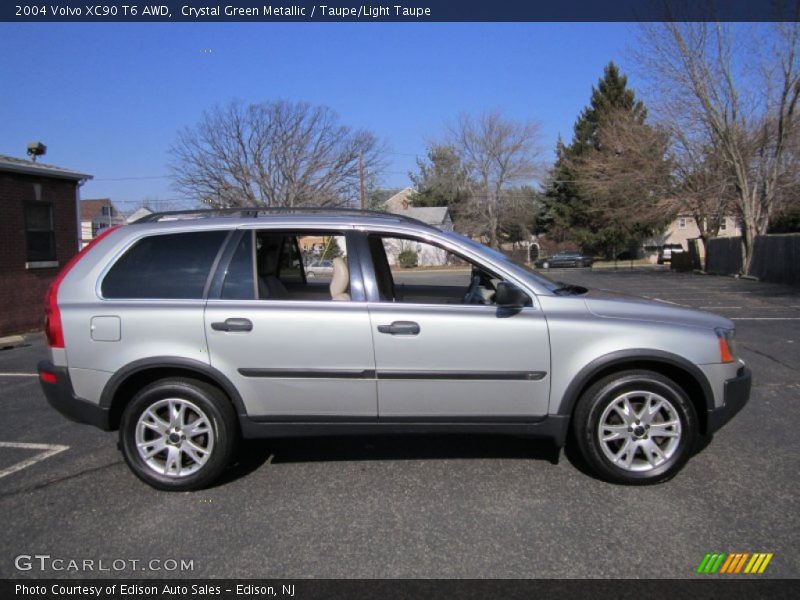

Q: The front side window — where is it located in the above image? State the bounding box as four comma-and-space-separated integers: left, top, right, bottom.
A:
368, 235, 508, 305
24, 202, 56, 262
102, 231, 227, 299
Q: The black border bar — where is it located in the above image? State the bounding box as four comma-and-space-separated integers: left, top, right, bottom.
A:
3, 1, 800, 23
2, 579, 797, 599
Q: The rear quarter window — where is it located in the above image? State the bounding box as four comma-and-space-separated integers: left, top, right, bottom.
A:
101, 231, 228, 299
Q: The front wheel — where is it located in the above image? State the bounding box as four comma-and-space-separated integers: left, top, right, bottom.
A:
120, 378, 237, 491
573, 370, 698, 484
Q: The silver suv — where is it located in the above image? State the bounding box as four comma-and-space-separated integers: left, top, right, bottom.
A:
38, 209, 750, 490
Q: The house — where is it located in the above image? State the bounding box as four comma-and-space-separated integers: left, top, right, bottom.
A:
383, 188, 453, 266
663, 215, 742, 249
641, 214, 743, 263
385, 187, 454, 231
80, 198, 125, 247
0, 154, 91, 337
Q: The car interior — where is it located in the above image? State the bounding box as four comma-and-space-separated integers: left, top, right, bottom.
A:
254, 232, 350, 301
243, 231, 504, 305
367, 235, 501, 305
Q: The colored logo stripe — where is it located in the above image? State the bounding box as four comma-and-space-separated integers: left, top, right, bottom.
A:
698, 552, 773, 574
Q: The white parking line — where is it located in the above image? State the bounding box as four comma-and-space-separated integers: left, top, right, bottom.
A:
0, 442, 69, 479
731, 317, 800, 321
0, 373, 37, 377
698, 306, 743, 309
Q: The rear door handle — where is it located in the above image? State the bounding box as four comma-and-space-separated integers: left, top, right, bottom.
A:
377, 321, 420, 335
211, 318, 253, 332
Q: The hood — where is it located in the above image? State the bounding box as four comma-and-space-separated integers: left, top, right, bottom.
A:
583, 288, 734, 331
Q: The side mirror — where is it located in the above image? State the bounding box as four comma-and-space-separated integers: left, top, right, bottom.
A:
495, 282, 530, 308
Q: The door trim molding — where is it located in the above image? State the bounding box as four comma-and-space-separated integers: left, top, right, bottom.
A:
238, 368, 547, 381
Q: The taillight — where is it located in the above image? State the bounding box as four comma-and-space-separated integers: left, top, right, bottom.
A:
44, 226, 119, 348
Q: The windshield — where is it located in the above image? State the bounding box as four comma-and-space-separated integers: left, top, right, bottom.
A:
442, 231, 562, 292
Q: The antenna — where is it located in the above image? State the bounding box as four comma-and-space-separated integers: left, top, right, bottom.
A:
27, 142, 47, 162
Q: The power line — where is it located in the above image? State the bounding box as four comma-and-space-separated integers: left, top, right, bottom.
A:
93, 175, 171, 181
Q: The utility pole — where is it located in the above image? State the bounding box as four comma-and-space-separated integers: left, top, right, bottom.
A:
359, 152, 365, 209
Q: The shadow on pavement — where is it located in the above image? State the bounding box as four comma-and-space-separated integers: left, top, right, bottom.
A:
218, 434, 562, 485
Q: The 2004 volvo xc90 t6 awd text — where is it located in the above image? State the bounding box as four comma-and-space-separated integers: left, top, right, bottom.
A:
38, 208, 750, 490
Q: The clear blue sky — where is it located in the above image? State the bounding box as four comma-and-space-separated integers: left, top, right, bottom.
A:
0, 22, 637, 210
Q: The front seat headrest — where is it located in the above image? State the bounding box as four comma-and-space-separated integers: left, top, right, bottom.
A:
329, 257, 351, 301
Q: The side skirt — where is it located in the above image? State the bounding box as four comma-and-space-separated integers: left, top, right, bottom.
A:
238, 415, 570, 447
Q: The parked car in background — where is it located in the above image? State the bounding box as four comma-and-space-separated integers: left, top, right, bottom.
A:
535, 251, 594, 269
38, 208, 749, 490
658, 244, 685, 264
305, 259, 334, 278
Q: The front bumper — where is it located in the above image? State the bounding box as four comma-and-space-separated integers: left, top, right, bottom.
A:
38, 360, 111, 430
707, 366, 751, 433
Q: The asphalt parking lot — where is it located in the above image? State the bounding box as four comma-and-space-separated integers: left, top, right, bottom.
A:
0, 268, 798, 579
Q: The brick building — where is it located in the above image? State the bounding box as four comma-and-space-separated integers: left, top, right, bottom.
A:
0, 155, 92, 337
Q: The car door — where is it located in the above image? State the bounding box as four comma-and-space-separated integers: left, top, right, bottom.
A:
204, 229, 377, 418
358, 232, 551, 419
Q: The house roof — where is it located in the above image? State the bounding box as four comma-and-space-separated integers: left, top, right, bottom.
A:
401, 206, 450, 226
385, 187, 414, 212
126, 206, 154, 223
0, 154, 92, 181
80, 198, 115, 221
384, 187, 451, 226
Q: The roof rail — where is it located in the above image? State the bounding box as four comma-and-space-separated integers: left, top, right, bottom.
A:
132, 206, 436, 229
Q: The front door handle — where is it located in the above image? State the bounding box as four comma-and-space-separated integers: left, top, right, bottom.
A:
377, 321, 420, 335
211, 318, 253, 332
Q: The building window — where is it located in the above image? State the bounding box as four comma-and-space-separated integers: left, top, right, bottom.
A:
678, 217, 687, 229
719, 218, 727, 231
101, 205, 114, 217
25, 202, 56, 262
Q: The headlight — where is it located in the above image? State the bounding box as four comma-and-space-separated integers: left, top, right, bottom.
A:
715, 328, 736, 363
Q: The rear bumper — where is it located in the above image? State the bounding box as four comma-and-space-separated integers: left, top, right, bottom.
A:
707, 366, 751, 433
38, 360, 111, 430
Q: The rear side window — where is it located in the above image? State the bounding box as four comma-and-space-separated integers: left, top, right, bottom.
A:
102, 231, 227, 299
221, 232, 255, 300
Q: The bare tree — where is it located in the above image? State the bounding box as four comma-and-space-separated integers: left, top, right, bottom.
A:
637, 22, 800, 270
671, 135, 737, 250
446, 111, 543, 248
566, 107, 675, 245
169, 100, 385, 208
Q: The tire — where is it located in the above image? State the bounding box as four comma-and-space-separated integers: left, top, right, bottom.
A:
120, 378, 238, 491
573, 370, 698, 485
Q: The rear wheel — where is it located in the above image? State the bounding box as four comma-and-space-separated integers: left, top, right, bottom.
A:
120, 378, 237, 491
573, 370, 698, 484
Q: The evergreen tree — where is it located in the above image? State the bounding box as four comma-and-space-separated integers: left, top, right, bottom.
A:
541, 62, 649, 256
320, 237, 343, 260
408, 145, 471, 220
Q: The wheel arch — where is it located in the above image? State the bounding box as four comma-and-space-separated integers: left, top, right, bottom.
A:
557, 349, 714, 434
100, 357, 246, 431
